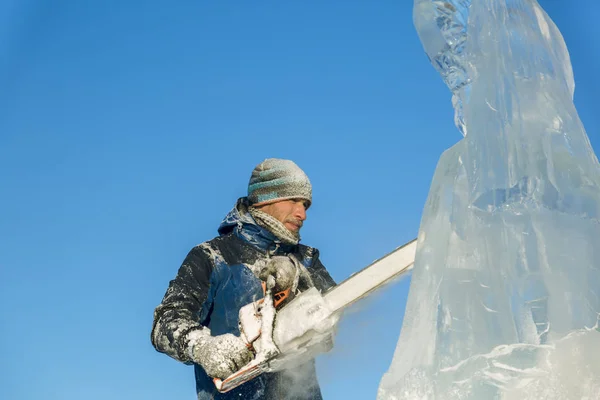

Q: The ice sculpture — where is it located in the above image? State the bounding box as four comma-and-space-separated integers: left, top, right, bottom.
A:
378, 1, 600, 399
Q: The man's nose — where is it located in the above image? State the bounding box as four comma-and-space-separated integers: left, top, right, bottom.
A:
294, 203, 307, 221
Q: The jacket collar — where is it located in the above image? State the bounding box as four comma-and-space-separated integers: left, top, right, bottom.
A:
218, 197, 297, 254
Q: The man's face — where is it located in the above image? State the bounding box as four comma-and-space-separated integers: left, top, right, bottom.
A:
256, 199, 308, 233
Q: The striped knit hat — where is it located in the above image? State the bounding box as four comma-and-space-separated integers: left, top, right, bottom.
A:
247, 158, 312, 208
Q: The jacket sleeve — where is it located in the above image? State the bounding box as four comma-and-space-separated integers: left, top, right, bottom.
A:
151, 245, 214, 364
308, 249, 337, 292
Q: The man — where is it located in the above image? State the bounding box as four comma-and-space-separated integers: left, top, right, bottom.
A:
151, 158, 337, 399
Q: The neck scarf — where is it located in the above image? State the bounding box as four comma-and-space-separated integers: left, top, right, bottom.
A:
248, 207, 300, 245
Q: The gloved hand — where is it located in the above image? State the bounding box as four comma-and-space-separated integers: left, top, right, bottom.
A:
258, 256, 297, 292
187, 330, 254, 379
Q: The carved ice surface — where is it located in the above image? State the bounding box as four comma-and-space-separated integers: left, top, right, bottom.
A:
378, 1, 600, 399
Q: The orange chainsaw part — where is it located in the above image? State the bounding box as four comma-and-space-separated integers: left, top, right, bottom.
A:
260, 282, 290, 308
260, 281, 290, 309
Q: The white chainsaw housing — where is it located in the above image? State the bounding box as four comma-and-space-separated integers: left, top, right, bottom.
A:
237, 287, 337, 368
213, 238, 418, 393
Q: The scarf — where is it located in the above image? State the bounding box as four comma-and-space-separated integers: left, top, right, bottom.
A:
248, 207, 300, 245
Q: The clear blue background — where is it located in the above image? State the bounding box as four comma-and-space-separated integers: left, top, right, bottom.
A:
1, 1, 598, 399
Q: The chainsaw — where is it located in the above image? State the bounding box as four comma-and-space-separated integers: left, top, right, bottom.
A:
213, 238, 418, 393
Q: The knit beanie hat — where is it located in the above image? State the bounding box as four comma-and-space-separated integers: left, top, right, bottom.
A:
247, 158, 312, 208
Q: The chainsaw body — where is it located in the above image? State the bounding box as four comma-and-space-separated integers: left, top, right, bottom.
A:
213, 238, 418, 393
213, 286, 336, 393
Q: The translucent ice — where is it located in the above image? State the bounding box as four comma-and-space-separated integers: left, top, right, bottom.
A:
378, 1, 600, 399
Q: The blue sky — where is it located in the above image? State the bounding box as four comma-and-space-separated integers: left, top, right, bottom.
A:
1, 1, 598, 399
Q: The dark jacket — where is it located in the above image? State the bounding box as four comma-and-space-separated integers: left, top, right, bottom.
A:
151, 198, 336, 400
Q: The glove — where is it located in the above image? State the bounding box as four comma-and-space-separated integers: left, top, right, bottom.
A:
258, 256, 297, 292
186, 329, 254, 379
